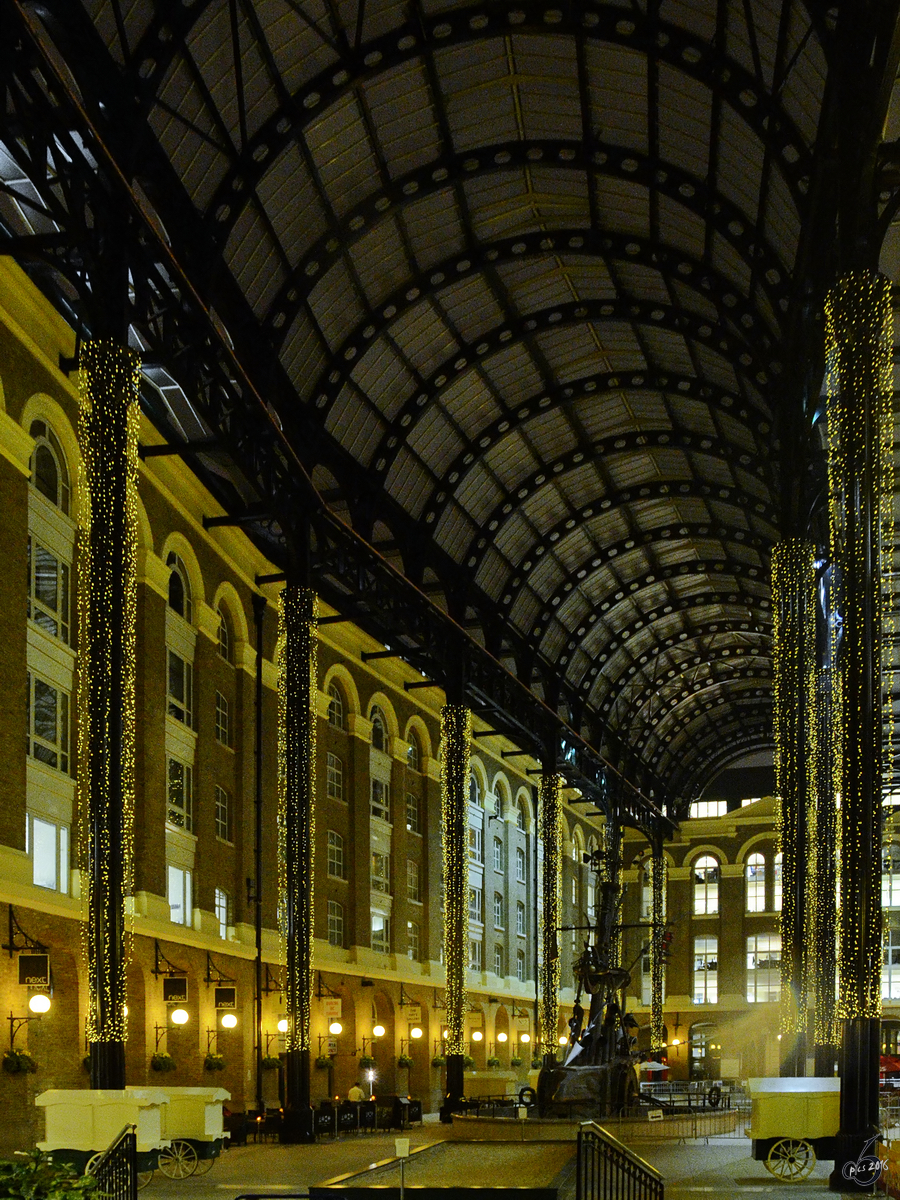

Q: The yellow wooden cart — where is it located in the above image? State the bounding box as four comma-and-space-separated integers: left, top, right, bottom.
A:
747, 1077, 841, 1182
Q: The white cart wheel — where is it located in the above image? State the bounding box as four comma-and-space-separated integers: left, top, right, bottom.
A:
157, 1140, 198, 1179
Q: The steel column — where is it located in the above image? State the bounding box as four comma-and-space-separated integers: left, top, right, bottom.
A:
439, 700, 470, 1119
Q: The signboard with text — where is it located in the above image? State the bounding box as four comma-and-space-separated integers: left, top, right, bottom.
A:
18, 954, 50, 988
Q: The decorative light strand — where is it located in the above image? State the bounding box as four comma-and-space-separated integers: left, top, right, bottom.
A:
649, 853, 667, 1054
538, 772, 562, 1055
825, 272, 892, 1022
77, 340, 140, 1049
813, 666, 838, 1048
771, 538, 816, 1035
278, 586, 318, 1053
440, 704, 471, 1057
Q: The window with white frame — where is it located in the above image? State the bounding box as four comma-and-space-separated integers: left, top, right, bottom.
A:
406, 792, 420, 834
167, 650, 193, 726
407, 731, 420, 771
166, 552, 192, 623
469, 824, 484, 863
327, 831, 346, 880
746, 933, 781, 1002
30, 421, 70, 513
27, 537, 70, 644
469, 774, 481, 807
516, 802, 526, 831
693, 856, 719, 915
326, 753, 343, 802
469, 884, 483, 924
516, 949, 525, 982
167, 757, 193, 832
773, 852, 783, 911
493, 837, 503, 872
407, 920, 419, 960
215, 785, 233, 842
214, 691, 230, 746
26, 814, 68, 893
516, 847, 526, 883
884, 926, 900, 1000
371, 778, 390, 823
328, 901, 344, 948
692, 937, 718, 1004
216, 607, 231, 662
370, 705, 388, 751
26, 672, 70, 773
214, 887, 232, 938
516, 901, 525, 936
371, 912, 390, 953
167, 864, 193, 925
371, 850, 390, 893
327, 684, 345, 729
689, 800, 727, 818
407, 858, 420, 902
494, 944, 504, 976
469, 938, 483, 971
884, 845, 900, 908
746, 853, 766, 912
493, 892, 504, 928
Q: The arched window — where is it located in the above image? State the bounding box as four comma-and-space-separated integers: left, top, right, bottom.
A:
370, 704, 387, 751
407, 730, 421, 771
516, 800, 526, 831
745, 853, 766, 912
30, 421, 70, 514
469, 774, 481, 807
166, 552, 192, 623
641, 860, 652, 920
693, 856, 719, 915
884, 845, 900, 908
773, 852, 783, 912
328, 683, 345, 729
216, 606, 231, 662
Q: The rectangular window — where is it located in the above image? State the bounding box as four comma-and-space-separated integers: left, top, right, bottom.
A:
328, 901, 344, 948
167, 650, 193, 726
469, 938, 483, 971
407, 858, 420, 902
327, 753, 344, 802
747, 933, 782, 1003
641, 954, 665, 1007
214, 887, 232, 939
689, 800, 727, 818
746, 858, 766, 912
371, 850, 390, 893
693, 936, 718, 1004
516, 847, 526, 883
516, 950, 525, 982
493, 838, 503, 872
406, 792, 420, 834
214, 691, 230, 746
28, 537, 70, 643
215, 785, 233, 842
167, 758, 194, 832
494, 945, 504, 976
371, 912, 390, 953
773, 854, 783, 912
26, 814, 68, 894
469, 885, 483, 924
26, 672, 69, 773
516, 901, 525, 937
371, 778, 390, 823
328, 831, 346, 879
167, 864, 192, 926
407, 920, 419, 961
493, 892, 503, 928
468, 825, 483, 863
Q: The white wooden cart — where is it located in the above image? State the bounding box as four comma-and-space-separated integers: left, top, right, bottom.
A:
747, 1077, 841, 1182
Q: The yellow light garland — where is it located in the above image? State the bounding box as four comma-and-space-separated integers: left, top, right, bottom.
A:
538, 771, 562, 1055
649, 854, 667, 1053
77, 340, 140, 1050
440, 704, 471, 1057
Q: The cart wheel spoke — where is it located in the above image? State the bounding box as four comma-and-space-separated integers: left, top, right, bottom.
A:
157, 1140, 198, 1179
136, 1171, 154, 1190
192, 1156, 215, 1176
765, 1138, 816, 1182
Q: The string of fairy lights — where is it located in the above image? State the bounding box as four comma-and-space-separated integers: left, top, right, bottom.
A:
440, 704, 471, 1057
649, 853, 667, 1053
813, 667, 838, 1049
825, 272, 892, 1022
278, 586, 318, 1053
771, 538, 816, 1035
77, 340, 140, 1047
538, 772, 562, 1055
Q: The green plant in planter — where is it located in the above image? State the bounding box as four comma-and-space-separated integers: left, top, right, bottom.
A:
430, 1054, 445, 1068
2, 1050, 37, 1074
204, 1053, 226, 1071
462, 1054, 475, 1068
531, 1057, 542, 1070
358, 1054, 375, 1070
314, 1055, 332, 1069
510, 1057, 523, 1068
397, 1054, 413, 1069
261, 1056, 282, 1070
0, 1150, 97, 1200
150, 1052, 177, 1072
486, 1056, 501, 1068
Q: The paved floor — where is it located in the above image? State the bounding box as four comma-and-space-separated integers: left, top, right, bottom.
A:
140, 1122, 871, 1200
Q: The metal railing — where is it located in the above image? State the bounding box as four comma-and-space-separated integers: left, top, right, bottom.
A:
86, 1124, 137, 1200
576, 1121, 664, 1200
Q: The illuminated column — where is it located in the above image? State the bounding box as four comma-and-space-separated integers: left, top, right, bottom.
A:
278, 585, 317, 1143
649, 852, 667, 1055
440, 702, 470, 1114
77, 340, 141, 1090
538, 770, 562, 1057
771, 537, 816, 1072
813, 665, 839, 1074
825, 273, 893, 1187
